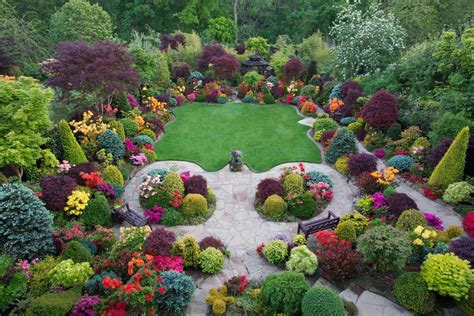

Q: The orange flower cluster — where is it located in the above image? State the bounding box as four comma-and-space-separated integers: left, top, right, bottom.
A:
301, 101, 317, 113
329, 98, 344, 112
371, 167, 399, 185
128, 252, 154, 276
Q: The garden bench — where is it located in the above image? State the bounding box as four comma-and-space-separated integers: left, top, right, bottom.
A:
297, 211, 340, 238
112, 203, 152, 229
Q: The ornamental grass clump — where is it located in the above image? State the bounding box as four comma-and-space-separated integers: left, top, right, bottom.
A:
263, 240, 288, 264
286, 245, 318, 275
199, 247, 224, 274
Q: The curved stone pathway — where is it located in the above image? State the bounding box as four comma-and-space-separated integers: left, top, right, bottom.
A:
123, 161, 355, 315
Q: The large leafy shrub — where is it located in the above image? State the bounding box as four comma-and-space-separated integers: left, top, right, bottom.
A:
429, 113, 473, 146
155, 271, 195, 313
357, 225, 411, 271
204, 17, 237, 44
348, 153, 377, 176
49, 259, 94, 288
283, 173, 304, 195
393, 272, 435, 315
316, 239, 360, 282
286, 245, 318, 275
80, 193, 110, 228
185, 175, 208, 197
301, 287, 345, 316
256, 178, 285, 204
144, 227, 176, 257
171, 235, 201, 268
97, 130, 125, 161
387, 155, 413, 172
25, 288, 81, 316
58, 119, 87, 164
324, 128, 358, 164
61, 240, 92, 263
39, 175, 77, 211
199, 247, 224, 274
210, 54, 240, 80
197, 44, 226, 71
449, 237, 474, 267
262, 271, 309, 315
313, 117, 338, 133
182, 193, 208, 218
443, 181, 474, 204
396, 209, 427, 232
387, 193, 418, 218
429, 127, 469, 187
162, 172, 185, 199
362, 89, 399, 129
102, 165, 124, 185
283, 57, 304, 80
263, 240, 288, 264
262, 194, 287, 220
245, 37, 270, 57
288, 195, 317, 220
420, 253, 473, 299
0, 184, 55, 259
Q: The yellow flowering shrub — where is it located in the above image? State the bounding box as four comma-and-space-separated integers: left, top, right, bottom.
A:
371, 167, 399, 185
69, 111, 109, 140
64, 190, 90, 215
412, 225, 438, 247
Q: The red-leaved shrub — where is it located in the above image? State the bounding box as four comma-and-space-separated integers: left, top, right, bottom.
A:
320, 130, 337, 146
255, 178, 285, 204
356, 172, 386, 194
143, 227, 176, 257
210, 54, 240, 80
449, 236, 474, 266
199, 236, 225, 252
463, 213, 474, 237
316, 239, 360, 281
153, 256, 184, 272
283, 57, 303, 80
39, 175, 78, 211
172, 63, 191, 81
387, 193, 418, 219
185, 175, 208, 197
362, 89, 399, 129
198, 44, 226, 71
348, 153, 378, 177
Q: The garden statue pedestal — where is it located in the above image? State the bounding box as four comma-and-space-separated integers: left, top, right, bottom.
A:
229, 150, 243, 172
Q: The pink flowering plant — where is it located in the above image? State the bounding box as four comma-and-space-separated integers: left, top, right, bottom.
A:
130, 153, 147, 166
152, 256, 184, 272
138, 174, 162, 199
57, 160, 73, 173
144, 206, 164, 224
423, 212, 444, 230
310, 182, 334, 203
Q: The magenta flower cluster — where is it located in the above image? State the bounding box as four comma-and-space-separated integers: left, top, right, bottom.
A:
144, 205, 164, 224
372, 192, 387, 209
423, 212, 444, 230
130, 153, 147, 166
70, 295, 100, 316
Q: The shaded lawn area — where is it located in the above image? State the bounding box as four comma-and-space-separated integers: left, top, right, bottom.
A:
155, 103, 321, 172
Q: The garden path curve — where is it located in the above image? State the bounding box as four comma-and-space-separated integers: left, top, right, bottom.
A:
123, 161, 356, 315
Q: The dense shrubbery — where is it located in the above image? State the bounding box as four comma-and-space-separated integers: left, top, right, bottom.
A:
143, 227, 176, 257
348, 153, 377, 176
387, 193, 418, 218
301, 287, 345, 316
324, 128, 358, 164
393, 272, 435, 314
256, 178, 285, 204
362, 89, 399, 129
261, 272, 309, 315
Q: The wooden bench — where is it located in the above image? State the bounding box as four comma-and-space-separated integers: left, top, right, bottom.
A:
113, 203, 152, 229
297, 211, 340, 238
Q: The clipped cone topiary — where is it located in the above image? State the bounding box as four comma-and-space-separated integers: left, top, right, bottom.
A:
58, 119, 87, 164
428, 127, 469, 188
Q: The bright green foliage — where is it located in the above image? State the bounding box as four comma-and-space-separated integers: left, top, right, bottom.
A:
242, 71, 262, 89
61, 240, 92, 263
0, 184, 55, 259
80, 193, 111, 228
283, 173, 304, 195
357, 225, 411, 272
109, 120, 125, 140
428, 127, 469, 187
182, 193, 208, 218
335, 156, 350, 175
102, 165, 124, 185
297, 32, 333, 71
301, 287, 345, 316
155, 271, 195, 313
420, 253, 473, 299
325, 128, 358, 164
396, 209, 427, 232
261, 271, 310, 315
97, 129, 125, 162
120, 118, 139, 138
204, 17, 236, 44
49, 259, 94, 288
207, 189, 216, 205
245, 37, 270, 58
443, 181, 474, 204
199, 247, 224, 274
156, 51, 172, 88
58, 119, 87, 164
140, 128, 156, 141
429, 113, 473, 145
335, 221, 357, 242
340, 212, 369, 236
143, 149, 157, 163
446, 225, 464, 239
263, 240, 288, 264
162, 172, 185, 199
0, 255, 11, 278
171, 235, 201, 268
458, 283, 474, 316
0, 270, 27, 312
50, 0, 112, 43
129, 44, 161, 84
25, 288, 82, 316
29, 257, 59, 297
205, 286, 234, 315
313, 117, 338, 133
262, 195, 287, 220
292, 234, 306, 246
0, 77, 53, 179
393, 272, 435, 314
286, 245, 318, 275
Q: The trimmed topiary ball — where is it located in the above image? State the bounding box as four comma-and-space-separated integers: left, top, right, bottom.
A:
199, 236, 225, 252
286, 245, 318, 275
387, 155, 413, 172
396, 209, 427, 232
144, 227, 176, 257
143, 149, 157, 163
182, 194, 208, 217
283, 173, 304, 195
80, 193, 111, 228
449, 237, 474, 267
132, 135, 154, 147
303, 171, 333, 188
256, 178, 285, 204
393, 272, 435, 315
263, 240, 288, 264
335, 221, 357, 242
39, 175, 78, 211
162, 172, 185, 198
362, 89, 399, 129
348, 153, 378, 176
262, 195, 287, 219
313, 117, 338, 133
199, 247, 224, 274
97, 129, 125, 161
288, 195, 317, 220
387, 193, 418, 218
301, 287, 345, 316
155, 271, 195, 313
61, 240, 92, 263
324, 128, 358, 164
102, 165, 124, 185
185, 175, 208, 197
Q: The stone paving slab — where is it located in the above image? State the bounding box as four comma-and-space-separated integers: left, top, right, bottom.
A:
298, 117, 316, 127
356, 291, 413, 316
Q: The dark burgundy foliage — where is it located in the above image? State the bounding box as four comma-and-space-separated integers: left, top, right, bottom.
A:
348, 153, 378, 177
340, 81, 364, 117
199, 236, 225, 252
106, 248, 132, 278
316, 239, 360, 282
0, 37, 16, 75
146, 118, 165, 134
205, 93, 218, 103
362, 89, 399, 129
255, 178, 285, 204
236, 43, 246, 54
160, 34, 185, 51
143, 227, 176, 257
341, 81, 363, 98
185, 175, 208, 197
42, 40, 140, 105
155, 94, 170, 104
387, 193, 418, 218
67, 162, 96, 186
320, 130, 337, 145
172, 63, 191, 80
425, 138, 453, 168
305, 60, 318, 83
39, 175, 78, 211
356, 172, 385, 194
198, 44, 226, 71
283, 57, 304, 80
210, 54, 240, 80
449, 237, 474, 267
184, 86, 193, 95
356, 129, 367, 141
271, 85, 285, 98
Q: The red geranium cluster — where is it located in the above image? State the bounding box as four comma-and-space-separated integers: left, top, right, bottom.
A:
144, 144, 154, 151
423, 186, 438, 200
102, 276, 122, 289
169, 191, 183, 208
286, 93, 295, 104
313, 231, 338, 245
237, 275, 250, 294
79, 171, 103, 188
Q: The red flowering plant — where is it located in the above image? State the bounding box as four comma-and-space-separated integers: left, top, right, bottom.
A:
256, 243, 265, 255
152, 256, 184, 273
279, 163, 305, 179
80, 171, 104, 188
88, 226, 117, 252
169, 191, 183, 208
423, 186, 438, 200
463, 212, 474, 237
286, 93, 295, 105
316, 238, 360, 282
144, 143, 154, 151
224, 275, 251, 296
313, 231, 338, 245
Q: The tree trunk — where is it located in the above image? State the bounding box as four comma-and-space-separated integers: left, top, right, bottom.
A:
233, 0, 238, 42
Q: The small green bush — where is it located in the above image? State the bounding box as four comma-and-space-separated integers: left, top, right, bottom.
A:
324, 128, 358, 164
162, 172, 185, 199
182, 193, 208, 217
261, 271, 310, 315
120, 117, 139, 137
335, 221, 357, 242
443, 181, 474, 204
61, 240, 92, 263
58, 119, 87, 164
289, 195, 317, 220
143, 149, 157, 162
140, 128, 157, 140
393, 272, 435, 315
30, 257, 59, 297
161, 208, 185, 226
313, 117, 338, 133
396, 209, 427, 232
262, 195, 287, 219
25, 288, 82, 316
109, 120, 125, 140
301, 287, 345, 316
0, 271, 27, 312
264, 93, 275, 104
199, 247, 224, 274
283, 173, 304, 195
335, 156, 350, 175
286, 245, 318, 275
80, 193, 111, 228
263, 240, 288, 264
97, 129, 125, 161
171, 235, 201, 268
102, 165, 124, 185
49, 259, 94, 288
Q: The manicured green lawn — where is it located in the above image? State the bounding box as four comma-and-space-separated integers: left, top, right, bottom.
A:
155, 103, 321, 172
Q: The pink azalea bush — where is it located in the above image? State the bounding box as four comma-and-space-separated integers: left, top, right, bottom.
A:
144, 206, 164, 224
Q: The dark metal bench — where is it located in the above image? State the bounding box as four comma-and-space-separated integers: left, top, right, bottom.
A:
113, 203, 152, 229
297, 211, 340, 238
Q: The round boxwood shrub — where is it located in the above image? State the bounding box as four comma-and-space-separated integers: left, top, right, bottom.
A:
182, 194, 208, 217
120, 117, 138, 137
262, 195, 287, 219
393, 272, 436, 315
155, 271, 195, 313
286, 245, 318, 275
303, 171, 333, 188
185, 175, 208, 197
396, 209, 427, 232
162, 172, 185, 199
140, 128, 156, 140
61, 240, 92, 263
256, 178, 285, 204
335, 156, 350, 175
324, 128, 358, 164
132, 135, 154, 147
301, 287, 345, 316
199, 236, 225, 252
39, 175, 78, 211
348, 153, 378, 176
449, 236, 474, 267
387, 193, 418, 219
199, 247, 224, 274
0, 184, 55, 259
97, 129, 125, 161
362, 89, 399, 129
264, 93, 275, 104
313, 117, 338, 133
143, 227, 176, 257
289, 195, 317, 220
283, 173, 304, 195
80, 193, 111, 228
387, 155, 413, 172
263, 240, 288, 264
102, 165, 124, 185
261, 271, 310, 315
335, 221, 357, 242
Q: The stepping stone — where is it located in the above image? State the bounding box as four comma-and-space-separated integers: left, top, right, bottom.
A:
298, 117, 315, 127
356, 290, 412, 316
339, 288, 359, 305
